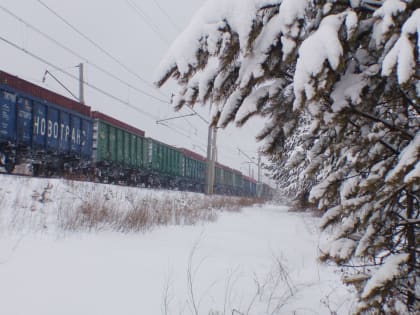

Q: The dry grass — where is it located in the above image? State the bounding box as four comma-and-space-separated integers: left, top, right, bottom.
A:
57, 185, 262, 233
0, 176, 263, 234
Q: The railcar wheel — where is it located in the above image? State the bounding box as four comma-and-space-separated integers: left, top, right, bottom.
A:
32, 164, 42, 177
4, 154, 15, 174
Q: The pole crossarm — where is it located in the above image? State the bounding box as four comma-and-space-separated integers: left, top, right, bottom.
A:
237, 148, 258, 166
42, 70, 79, 101
156, 113, 197, 124
186, 105, 209, 124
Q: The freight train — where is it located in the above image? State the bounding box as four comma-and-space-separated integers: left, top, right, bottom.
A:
0, 70, 272, 199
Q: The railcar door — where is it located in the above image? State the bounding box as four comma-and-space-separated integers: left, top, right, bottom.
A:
81, 119, 92, 159
32, 102, 47, 150
70, 115, 81, 155
59, 111, 71, 154
46, 107, 59, 151
16, 97, 32, 147
0, 90, 17, 144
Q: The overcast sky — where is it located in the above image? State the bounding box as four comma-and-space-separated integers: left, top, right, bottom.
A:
0, 0, 268, 180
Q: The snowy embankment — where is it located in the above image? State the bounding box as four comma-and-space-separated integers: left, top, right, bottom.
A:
0, 175, 353, 314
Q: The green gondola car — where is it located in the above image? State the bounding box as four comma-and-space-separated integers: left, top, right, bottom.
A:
180, 148, 206, 192
214, 164, 234, 195
92, 111, 145, 183
144, 138, 183, 188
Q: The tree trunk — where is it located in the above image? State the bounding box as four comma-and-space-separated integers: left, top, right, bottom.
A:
406, 190, 416, 309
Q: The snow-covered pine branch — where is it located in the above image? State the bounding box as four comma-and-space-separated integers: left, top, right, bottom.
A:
156, 1, 420, 313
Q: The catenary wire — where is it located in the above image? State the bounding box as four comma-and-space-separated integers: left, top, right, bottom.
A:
32, 0, 206, 136
34, 0, 168, 98
0, 34, 160, 120
125, 0, 171, 46
0, 33, 213, 151
152, 0, 181, 32
2, 5, 248, 164
0, 34, 213, 146
0, 4, 170, 104
0, 5, 205, 140
122, 0, 205, 130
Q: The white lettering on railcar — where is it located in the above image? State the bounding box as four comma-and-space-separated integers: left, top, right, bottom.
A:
71, 128, 76, 144
47, 120, 52, 137
40, 118, 46, 136
65, 126, 70, 140
60, 124, 65, 140
33, 116, 40, 134
31, 113, 87, 149
53, 122, 59, 139
76, 129, 81, 145
81, 130, 86, 146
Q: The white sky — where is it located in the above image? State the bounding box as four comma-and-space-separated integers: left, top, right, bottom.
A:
0, 0, 268, 180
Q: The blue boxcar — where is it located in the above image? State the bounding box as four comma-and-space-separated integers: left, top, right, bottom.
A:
0, 71, 92, 172
26, 99, 92, 157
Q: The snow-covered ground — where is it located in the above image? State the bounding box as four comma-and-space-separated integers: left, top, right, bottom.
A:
0, 175, 353, 315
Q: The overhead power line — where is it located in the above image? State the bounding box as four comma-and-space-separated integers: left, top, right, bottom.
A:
0, 33, 210, 148
34, 0, 166, 97
0, 4, 169, 104
160, 122, 207, 147
1, 3, 220, 156
33, 0, 207, 137
125, 0, 170, 46
1, 4, 207, 140
0, 34, 160, 121
33, 0, 211, 133
152, 0, 181, 32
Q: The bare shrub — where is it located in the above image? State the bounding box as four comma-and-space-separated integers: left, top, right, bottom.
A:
163, 242, 302, 315
49, 181, 265, 233
1, 175, 264, 235
58, 196, 116, 232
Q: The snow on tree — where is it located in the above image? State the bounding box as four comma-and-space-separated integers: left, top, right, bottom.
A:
156, 0, 420, 313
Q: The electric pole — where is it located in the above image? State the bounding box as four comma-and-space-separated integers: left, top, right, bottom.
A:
205, 125, 217, 195
210, 126, 217, 190
77, 63, 85, 104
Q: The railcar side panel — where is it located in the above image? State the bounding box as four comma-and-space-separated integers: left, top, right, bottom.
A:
180, 148, 206, 183
16, 97, 32, 145
59, 111, 70, 153
81, 119, 92, 158
1, 84, 93, 161
216, 167, 221, 186
130, 134, 137, 166
47, 107, 59, 150
136, 137, 145, 168
0, 95, 16, 143
185, 158, 191, 178
124, 131, 131, 165
116, 129, 124, 163
180, 154, 185, 177
94, 116, 145, 169
96, 121, 107, 161
32, 102, 47, 149
109, 126, 117, 161
167, 146, 172, 174
147, 138, 183, 177
70, 115, 81, 153
234, 172, 243, 190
